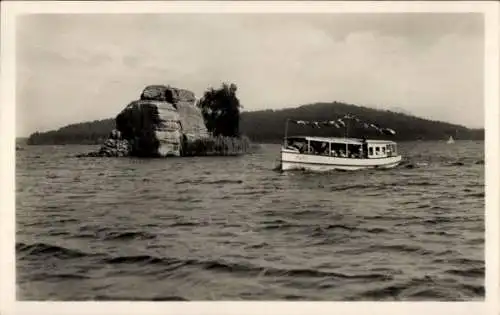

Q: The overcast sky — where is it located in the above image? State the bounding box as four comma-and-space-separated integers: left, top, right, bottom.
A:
16, 13, 484, 137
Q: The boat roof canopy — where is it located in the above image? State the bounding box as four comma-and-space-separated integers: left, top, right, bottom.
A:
286, 136, 397, 145
365, 139, 398, 145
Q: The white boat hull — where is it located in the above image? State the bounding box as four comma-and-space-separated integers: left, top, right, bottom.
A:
281, 149, 402, 171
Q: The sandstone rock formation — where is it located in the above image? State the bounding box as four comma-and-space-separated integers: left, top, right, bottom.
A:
140, 85, 196, 103
116, 99, 183, 157
82, 85, 209, 157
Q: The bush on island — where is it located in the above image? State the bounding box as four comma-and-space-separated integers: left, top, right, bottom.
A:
181, 135, 252, 157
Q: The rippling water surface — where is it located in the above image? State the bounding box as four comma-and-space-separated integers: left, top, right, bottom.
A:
16, 141, 485, 301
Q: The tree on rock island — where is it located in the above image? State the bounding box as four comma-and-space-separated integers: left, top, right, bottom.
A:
197, 83, 241, 137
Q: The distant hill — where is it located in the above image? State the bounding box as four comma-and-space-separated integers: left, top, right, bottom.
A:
27, 119, 116, 145
26, 101, 484, 145
239, 101, 483, 142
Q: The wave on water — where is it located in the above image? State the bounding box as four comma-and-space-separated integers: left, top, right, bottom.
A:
102, 253, 394, 281
445, 267, 485, 278
101, 231, 157, 241
349, 275, 484, 301
16, 242, 89, 260
74, 228, 157, 241
355, 284, 454, 301
92, 295, 189, 301
176, 178, 244, 185
30, 273, 92, 281
103, 255, 169, 265
336, 243, 433, 256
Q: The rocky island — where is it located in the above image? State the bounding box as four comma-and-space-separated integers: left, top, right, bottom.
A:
80, 84, 250, 158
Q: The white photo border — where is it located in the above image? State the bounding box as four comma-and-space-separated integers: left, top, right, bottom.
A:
1, 1, 498, 315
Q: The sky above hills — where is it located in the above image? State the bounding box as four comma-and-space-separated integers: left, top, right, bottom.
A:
16, 12, 484, 136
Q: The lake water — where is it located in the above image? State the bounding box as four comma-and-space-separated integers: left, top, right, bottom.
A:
16, 141, 485, 301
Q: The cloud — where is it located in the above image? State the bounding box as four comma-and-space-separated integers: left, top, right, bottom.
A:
16, 13, 484, 136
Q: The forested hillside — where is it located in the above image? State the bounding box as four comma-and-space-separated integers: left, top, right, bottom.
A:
239, 102, 483, 142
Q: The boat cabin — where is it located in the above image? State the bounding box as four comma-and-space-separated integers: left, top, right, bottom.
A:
284, 136, 398, 159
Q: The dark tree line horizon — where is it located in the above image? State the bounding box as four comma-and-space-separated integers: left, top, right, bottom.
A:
25, 100, 484, 145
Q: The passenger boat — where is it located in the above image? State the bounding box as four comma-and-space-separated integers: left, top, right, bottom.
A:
280, 115, 402, 171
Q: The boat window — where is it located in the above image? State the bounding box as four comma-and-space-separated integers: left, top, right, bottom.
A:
369, 147, 373, 156
351, 144, 363, 158
330, 143, 349, 157
382, 147, 386, 154
375, 147, 380, 154
310, 140, 329, 156
286, 138, 307, 153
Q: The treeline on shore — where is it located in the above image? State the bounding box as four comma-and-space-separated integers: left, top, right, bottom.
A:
26, 101, 484, 145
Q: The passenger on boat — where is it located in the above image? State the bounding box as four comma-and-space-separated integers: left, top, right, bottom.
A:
387, 146, 393, 157
299, 144, 308, 154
